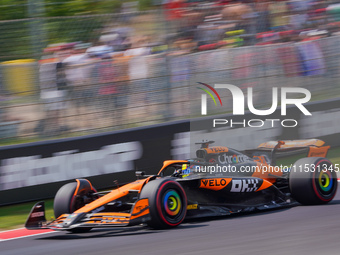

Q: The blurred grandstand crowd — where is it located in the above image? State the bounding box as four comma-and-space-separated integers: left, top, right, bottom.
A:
1, 0, 340, 143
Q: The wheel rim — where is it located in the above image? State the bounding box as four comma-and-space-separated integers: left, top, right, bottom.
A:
312, 161, 337, 201
316, 170, 334, 194
318, 171, 333, 192
163, 189, 182, 217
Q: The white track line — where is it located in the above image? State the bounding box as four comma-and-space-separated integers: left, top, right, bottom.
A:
0, 227, 25, 233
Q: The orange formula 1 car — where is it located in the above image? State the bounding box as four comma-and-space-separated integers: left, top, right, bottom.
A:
25, 139, 337, 232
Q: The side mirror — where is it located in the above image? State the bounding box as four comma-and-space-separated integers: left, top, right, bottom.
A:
135, 171, 146, 178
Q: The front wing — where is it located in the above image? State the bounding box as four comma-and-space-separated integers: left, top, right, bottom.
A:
25, 198, 151, 231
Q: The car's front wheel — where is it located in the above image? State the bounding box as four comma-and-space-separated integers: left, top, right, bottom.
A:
140, 178, 187, 229
53, 179, 97, 233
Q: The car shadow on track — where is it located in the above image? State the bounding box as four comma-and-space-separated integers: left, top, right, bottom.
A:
37, 200, 340, 240
38, 224, 208, 240
328, 199, 340, 205
184, 206, 295, 226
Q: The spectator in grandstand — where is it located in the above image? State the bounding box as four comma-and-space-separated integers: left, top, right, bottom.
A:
111, 53, 131, 126
254, 0, 271, 33
164, 0, 187, 33
268, 1, 290, 29
92, 54, 117, 122
120, 1, 138, 24
167, 40, 191, 118
62, 43, 98, 130
221, 0, 253, 21
220, 0, 256, 37
37, 61, 69, 137
287, 0, 311, 29
99, 27, 133, 52
178, 10, 204, 41
124, 37, 151, 117
220, 1, 258, 45
63, 43, 92, 99
170, 38, 197, 54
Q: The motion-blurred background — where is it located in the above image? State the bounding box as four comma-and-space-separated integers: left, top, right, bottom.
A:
0, 0, 340, 145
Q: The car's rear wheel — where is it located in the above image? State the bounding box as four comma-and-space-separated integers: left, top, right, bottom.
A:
289, 157, 337, 205
54, 181, 96, 233
140, 178, 187, 229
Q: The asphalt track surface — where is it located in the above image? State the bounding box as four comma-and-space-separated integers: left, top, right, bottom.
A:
2, 192, 340, 255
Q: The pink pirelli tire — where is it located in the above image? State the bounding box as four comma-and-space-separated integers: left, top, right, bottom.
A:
139, 178, 187, 229
289, 157, 337, 205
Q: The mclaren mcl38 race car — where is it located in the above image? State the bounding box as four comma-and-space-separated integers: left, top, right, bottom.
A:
26, 139, 338, 232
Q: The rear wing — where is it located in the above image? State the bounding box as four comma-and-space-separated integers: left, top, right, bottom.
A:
244, 139, 330, 165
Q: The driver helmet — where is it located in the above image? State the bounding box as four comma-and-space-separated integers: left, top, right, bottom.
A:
181, 164, 191, 177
